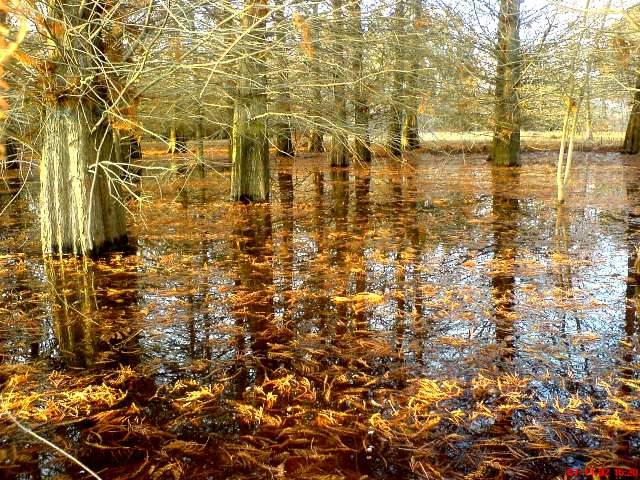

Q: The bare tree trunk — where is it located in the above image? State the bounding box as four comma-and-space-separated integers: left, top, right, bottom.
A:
40, 101, 127, 255
623, 73, 640, 154
351, 0, 371, 164
585, 77, 593, 142
196, 114, 205, 177
491, 0, 521, 166
1, 134, 18, 170
388, 0, 405, 157
273, 0, 294, 157
167, 123, 187, 154
330, 0, 350, 168
402, 0, 422, 151
309, 130, 324, 153
307, 2, 325, 154
230, 0, 270, 202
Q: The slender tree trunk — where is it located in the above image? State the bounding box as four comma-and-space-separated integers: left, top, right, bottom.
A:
309, 130, 324, 153
274, 0, 294, 157
167, 124, 187, 154
351, 0, 371, 163
40, 101, 127, 255
330, 0, 349, 167
623, 73, 640, 154
388, 0, 405, 157
167, 124, 176, 153
308, 2, 325, 154
2, 134, 18, 170
491, 0, 521, 166
230, 0, 270, 202
402, 0, 422, 151
196, 115, 205, 177
585, 78, 593, 142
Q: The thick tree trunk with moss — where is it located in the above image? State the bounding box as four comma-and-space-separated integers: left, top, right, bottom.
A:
623, 74, 640, 154
231, 0, 270, 202
231, 100, 269, 201
40, 101, 127, 255
330, 0, 349, 168
351, 0, 371, 164
491, 0, 521, 167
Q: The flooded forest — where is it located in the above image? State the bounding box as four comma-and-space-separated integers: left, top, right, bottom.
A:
1, 0, 640, 479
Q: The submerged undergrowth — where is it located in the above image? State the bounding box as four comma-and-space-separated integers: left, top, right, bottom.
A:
0, 152, 639, 479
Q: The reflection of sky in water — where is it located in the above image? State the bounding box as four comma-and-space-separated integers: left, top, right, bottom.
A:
0, 153, 637, 386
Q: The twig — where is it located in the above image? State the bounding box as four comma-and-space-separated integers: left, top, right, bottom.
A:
1, 411, 104, 480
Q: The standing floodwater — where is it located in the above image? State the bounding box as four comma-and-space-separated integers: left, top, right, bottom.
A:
0, 152, 639, 479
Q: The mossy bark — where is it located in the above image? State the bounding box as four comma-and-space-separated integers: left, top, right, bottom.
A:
230, 1, 270, 202
491, 0, 521, 167
40, 101, 127, 255
231, 100, 269, 201
623, 74, 640, 154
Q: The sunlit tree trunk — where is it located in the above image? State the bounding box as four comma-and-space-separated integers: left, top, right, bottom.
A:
491, 0, 521, 166
351, 0, 371, 163
623, 73, 640, 154
230, 0, 270, 202
167, 123, 188, 154
330, 0, 349, 167
37, 0, 128, 256
41, 102, 127, 255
